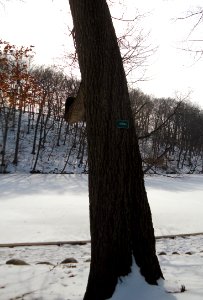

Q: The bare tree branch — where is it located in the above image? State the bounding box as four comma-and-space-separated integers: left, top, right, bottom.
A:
177, 7, 203, 57
138, 101, 182, 140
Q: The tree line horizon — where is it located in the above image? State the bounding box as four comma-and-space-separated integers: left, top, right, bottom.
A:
1, 60, 203, 174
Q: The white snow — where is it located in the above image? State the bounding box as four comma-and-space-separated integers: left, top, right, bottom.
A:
0, 174, 89, 243
0, 174, 203, 300
145, 175, 203, 236
109, 259, 171, 300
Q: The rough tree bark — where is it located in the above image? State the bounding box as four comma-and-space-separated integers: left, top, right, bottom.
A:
68, 1, 163, 299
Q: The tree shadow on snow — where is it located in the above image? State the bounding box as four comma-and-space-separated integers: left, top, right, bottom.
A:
145, 174, 203, 192
0, 173, 88, 200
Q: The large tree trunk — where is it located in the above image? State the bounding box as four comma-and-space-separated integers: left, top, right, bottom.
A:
69, 1, 163, 299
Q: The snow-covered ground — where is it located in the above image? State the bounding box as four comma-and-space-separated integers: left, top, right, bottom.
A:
0, 174, 203, 300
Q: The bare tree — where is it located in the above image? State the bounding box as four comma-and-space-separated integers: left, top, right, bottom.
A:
64, 3, 155, 84
68, 1, 163, 299
177, 7, 203, 59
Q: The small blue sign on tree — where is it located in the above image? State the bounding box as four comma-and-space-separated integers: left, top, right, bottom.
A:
116, 120, 129, 129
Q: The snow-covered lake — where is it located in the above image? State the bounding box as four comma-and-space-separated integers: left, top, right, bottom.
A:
0, 174, 203, 243
0, 174, 203, 300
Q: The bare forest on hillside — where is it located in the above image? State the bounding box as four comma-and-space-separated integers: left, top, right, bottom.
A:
0, 41, 203, 174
